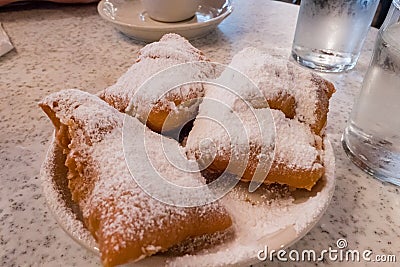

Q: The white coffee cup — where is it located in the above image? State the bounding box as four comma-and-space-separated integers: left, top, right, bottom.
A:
142, 0, 199, 22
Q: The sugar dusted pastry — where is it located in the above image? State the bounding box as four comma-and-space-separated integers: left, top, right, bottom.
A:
100, 33, 211, 133
245, 109, 324, 189
39, 89, 232, 267
185, 84, 324, 190
184, 47, 334, 190
229, 47, 335, 136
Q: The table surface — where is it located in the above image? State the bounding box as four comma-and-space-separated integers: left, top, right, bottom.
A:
1, 0, 399, 266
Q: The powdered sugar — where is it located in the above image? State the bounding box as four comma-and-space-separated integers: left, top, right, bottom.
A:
185, 82, 321, 173
139, 33, 207, 62
101, 34, 210, 132
166, 138, 335, 266
39, 38, 336, 266
40, 89, 231, 266
271, 109, 322, 169
41, 136, 335, 267
186, 84, 275, 149
229, 47, 324, 128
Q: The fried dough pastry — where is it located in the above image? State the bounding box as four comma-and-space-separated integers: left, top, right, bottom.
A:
39, 89, 232, 267
185, 83, 325, 190
100, 33, 211, 133
244, 109, 324, 190
229, 47, 335, 136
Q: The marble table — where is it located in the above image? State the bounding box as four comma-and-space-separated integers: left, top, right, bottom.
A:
0, 0, 399, 266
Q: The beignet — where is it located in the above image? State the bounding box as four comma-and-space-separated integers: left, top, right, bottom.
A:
39, 89, 232, 267
185, 84, 324, 190
229, 47, 335, 136
100, 33, 211, 133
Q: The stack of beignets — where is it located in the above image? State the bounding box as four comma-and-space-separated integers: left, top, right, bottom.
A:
39, 34, 336, 267
39, 89, 232, 267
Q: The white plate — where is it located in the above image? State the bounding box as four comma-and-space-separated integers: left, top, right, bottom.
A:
41, 137, 335, 266
97, 0, 233, 42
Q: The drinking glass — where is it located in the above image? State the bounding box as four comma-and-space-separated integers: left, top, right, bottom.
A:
342, 0, 400, 186
292, 0, 379, 72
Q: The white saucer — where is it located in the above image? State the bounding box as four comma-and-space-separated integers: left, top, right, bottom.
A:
97, 0, 233, 42
41, 136, 335, 266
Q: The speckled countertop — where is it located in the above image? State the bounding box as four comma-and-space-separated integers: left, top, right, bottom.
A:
0, 0, 399, 266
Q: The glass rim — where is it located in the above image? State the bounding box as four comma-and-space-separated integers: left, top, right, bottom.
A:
394, 0, 400, 10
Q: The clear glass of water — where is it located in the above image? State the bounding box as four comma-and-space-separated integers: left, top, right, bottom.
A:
342, 0, 400, 186
292, 0, 379, 72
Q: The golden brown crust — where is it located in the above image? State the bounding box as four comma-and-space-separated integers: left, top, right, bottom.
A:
266, 92, 296, 119
89, 192, 232, 267
98, 92, 127, 113
309, 74, 336, 135
262, 72, 335, 136
145, 89, 202, 133
39, 101, 99, 209
201, 144, 324, 191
